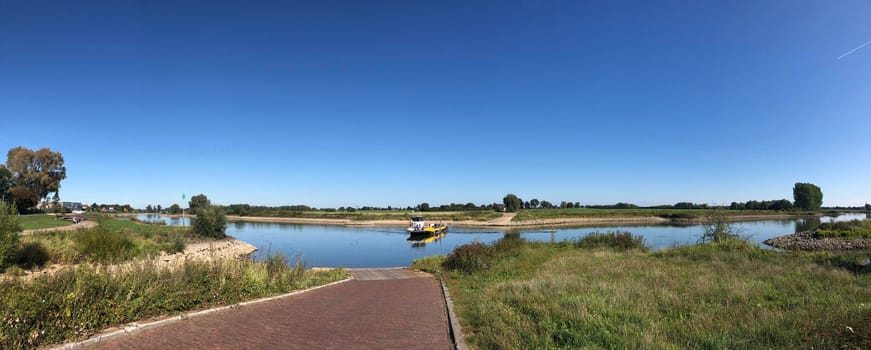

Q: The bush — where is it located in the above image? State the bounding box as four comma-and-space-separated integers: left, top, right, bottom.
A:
816, 220, 871, 239
442, 241, 491, 273
75, 228, 134, 264
191, 205, 227, 239
15, 241, 50, 269
575, 231, 647, 251
0, 201, 21, 269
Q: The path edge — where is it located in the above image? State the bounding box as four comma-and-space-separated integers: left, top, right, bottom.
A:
440, 278, 469, 350
51, 277, 353, 350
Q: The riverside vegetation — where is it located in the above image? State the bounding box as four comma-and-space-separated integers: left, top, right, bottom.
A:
414, 233, 870, 349
0, 201, 349, 349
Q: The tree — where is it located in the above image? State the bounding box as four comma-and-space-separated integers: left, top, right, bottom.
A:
793, 183, 823, 211
0, 166, 12, 203
157, 204, 162, 213
503, 194, 522, 212
0, 200, 21, 269
191, 205, 227, 239
168, 204, 182, 214
5, 147, 67, 202
419, 203, 430, 211
540, 200, 553, 209
866, 203, 870, 212
8, 186, 38, 213
530, 199, 539, 208
188, 194, 210, 214
145, 204, 153, 212
700, 210, 740, 243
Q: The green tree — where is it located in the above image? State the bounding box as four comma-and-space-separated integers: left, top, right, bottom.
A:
793, 183, 823, 211
168, 204, 182, 214
540, 200, 553, 209
191, 205, 227, 239
5, 147, 67, 202
530, 199, 539, 208
145, 204, 153, 212
419, 203, 430, 211
0, 200, 21, 269
188, 194, 210, 214
503, 194, 522, 212
0, 166, 13, 203
157, 204, 162, 213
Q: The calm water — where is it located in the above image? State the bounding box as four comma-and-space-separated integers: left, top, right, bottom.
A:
136, 212, 869, 268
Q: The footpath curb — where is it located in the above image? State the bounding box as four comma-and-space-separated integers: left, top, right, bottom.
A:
52, 277, 353, 350
440, 278, 469, 350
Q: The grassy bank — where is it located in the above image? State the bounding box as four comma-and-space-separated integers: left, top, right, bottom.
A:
18, 215, 72, 231
816, 219, 871, 239
0, 256, 348, 349
512, 208, 810, 221
415, 237, 870, 349
229, 210, 501, 222
14, 218, 189, 268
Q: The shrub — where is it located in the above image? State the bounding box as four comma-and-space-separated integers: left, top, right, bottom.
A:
191, 205, 227, 239
0, 200, 21, 269
442, 241, 491, 273
815, 220, 871, 239
576, 231, 647, 251
15, 241, 50, 269
75, 228, 134, 264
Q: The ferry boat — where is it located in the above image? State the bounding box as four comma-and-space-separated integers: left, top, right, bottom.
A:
406, 215, 448, 235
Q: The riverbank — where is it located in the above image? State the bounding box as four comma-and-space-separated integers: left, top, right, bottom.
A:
216, 212, 813, 228
764, 231, 871, 250
413, 238, 870, 349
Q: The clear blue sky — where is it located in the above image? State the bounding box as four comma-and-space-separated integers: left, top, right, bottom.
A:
1, 1, 869, 209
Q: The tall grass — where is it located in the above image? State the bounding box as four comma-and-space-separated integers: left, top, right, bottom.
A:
433, 238, 870, 349
816, 219, 871, 239
0, 255, 348, 349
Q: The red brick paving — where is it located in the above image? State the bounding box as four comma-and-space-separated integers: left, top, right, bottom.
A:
86, 269, 452, 350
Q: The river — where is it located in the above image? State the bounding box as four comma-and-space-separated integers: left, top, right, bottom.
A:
135, 212, 868, 268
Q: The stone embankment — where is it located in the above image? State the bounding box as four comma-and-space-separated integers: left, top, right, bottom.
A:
764, 231, 871, 250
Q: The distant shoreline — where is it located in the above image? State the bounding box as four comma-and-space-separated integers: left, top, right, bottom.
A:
160, 213, 819, 228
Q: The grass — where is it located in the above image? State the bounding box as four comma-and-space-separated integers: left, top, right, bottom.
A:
512, 208, 811, 222
416, 238, 870, 349
0, 255, 349, 349
816, 219, 871, 239
17, 215, 72, 231
229, 209, 502, 222
15, 218, 191, 268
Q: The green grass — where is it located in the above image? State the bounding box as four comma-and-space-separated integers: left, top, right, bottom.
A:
16, 218, 191, 267
512, 208, 809, 221
17, 215, 72, 231
0, 256, 349, 349
417, 238, 870, 349
816, 220, 871, 239
231, 209, 502, 222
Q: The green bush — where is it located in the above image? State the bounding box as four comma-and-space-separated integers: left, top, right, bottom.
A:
816, 220, 871, 239
15, 241, 50, 269
75, 228, 134, 264
0, 201, 21, 270
575, 231, 647, 251
442, 241, 491, 273
191, 205, 227, 239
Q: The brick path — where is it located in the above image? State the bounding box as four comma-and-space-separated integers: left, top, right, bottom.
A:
85, 269, 452, 350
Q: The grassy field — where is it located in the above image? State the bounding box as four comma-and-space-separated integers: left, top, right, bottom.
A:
0, 257, 348, 349
17, 215, 72, 230
231, 210, 502, 222
511, 208, 809, 221
14, 218, 191, 269
415, 237, 870, 349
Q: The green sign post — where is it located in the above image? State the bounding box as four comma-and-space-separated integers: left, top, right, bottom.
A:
182, 193, 187, 226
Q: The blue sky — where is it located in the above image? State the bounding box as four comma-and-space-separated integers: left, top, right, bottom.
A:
1, 1, 869, 208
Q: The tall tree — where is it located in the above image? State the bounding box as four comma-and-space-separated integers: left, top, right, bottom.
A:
5, 147, 67, 202
793, 183, 823, 210
188, 194, 210, 214
0, 166, 12, 203
530, 198, 539, 208
7, 186, 38, 213
503, 194, 522, 212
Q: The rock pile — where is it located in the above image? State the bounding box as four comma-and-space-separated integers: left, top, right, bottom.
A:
764, 231, 871, 251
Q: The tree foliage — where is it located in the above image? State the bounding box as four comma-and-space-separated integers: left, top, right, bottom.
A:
503, 194, 522, 212
0, 166, 12, 203
8, 186, 38, 214
168, 204, 182, 214
188, 194, 210, 214
0, 200, 21, 269
5, 147, 67, 202
793, 183, 823, 211
191, 205, 227, 239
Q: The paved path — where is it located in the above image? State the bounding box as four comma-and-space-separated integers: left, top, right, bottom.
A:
84, 268, 452, 350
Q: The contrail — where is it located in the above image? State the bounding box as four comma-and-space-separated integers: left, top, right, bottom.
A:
837, 40, 871, 60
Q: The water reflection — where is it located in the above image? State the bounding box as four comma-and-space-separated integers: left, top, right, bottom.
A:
795, 217, 821, 233
407, 232, 447, 248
